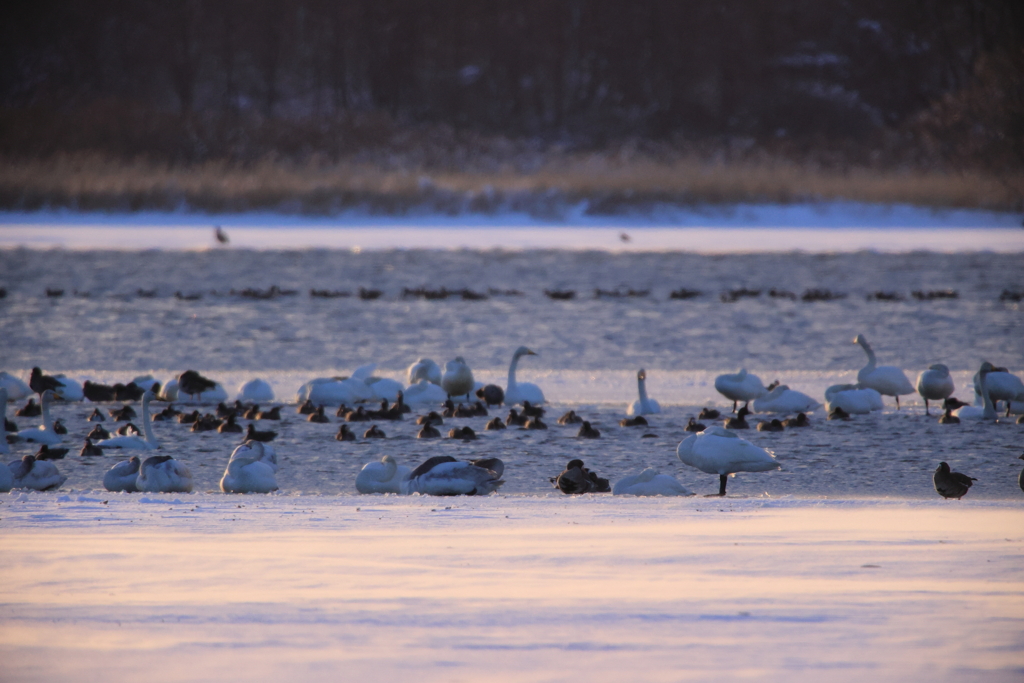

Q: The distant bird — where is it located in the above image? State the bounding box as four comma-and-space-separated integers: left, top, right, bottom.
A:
723, 405, 750, 429
363, 425, 386, 439
933, 462, 976, 500
685, 417, 705, 432
35, 444, 68, 460
355, 455, 411, 494
256, 406, 281, 420
553, 459, 610, 494
619, 232, 631, 243
298, 399, 316, 414
620, 415, 648, 427
476, 384, 505, 406
29, 367, 62, 396
613, 469, 693, 497
417, 424, 441, 439
109, 404, 137, 421
525, 416, 547, 430
698, 407, 721, 420
215, 226, 229, 244
16, 399, 41, 418
853, 334, 914, 409
83, 381, 117, 402
756, 419, 784, 432
87, 424, 111, 440
246, 423, 276, 442
336, 424, 356, 441
308, 406, 330, 423
178, 370, 218, 401
9, 454, 66, 490
828, 406, 851, 421
52, 419, 67, 435
401, 455, 504, 496
80, 438, 104, 457
521, 400, 545, 418
557, 410, 583, 425
505, 409, 528, 427
217, 414, 243, 433
577, 421, 601, 439
781, 413, 810, 428
627, 368, 661, 416
484, 417, 506, 430
677, 426, 781, 496
415, 411, 443, 426
88, 408, 105, 422
504, 347, 545, 406
448, 426, 476, 440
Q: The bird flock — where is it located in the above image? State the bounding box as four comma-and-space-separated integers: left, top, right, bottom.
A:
2, 334, 1023, 499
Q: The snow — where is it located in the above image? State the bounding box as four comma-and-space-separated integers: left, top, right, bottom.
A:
1, 494, 1022, 682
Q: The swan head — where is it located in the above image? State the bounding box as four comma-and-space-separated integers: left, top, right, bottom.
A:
637, 369, 646, 381
513, 346, 537, 359
853, 333, 869, 347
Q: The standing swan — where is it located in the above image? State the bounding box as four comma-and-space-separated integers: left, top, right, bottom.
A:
714, 369, 766, 413
954, 363, 998, 421
677, 426, 781, 496
14, 389, 62, 445
96, 391, 159, 449
355, 455, 411, 494
916, 364, 954, 415
136, 455, 193, 493
504, 346, 545, 406
441, 357, 475, 400
627, 369, 660, 416
853, 334, 914, 409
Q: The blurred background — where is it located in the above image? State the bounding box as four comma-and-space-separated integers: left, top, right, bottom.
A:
1, 0, 1022, 214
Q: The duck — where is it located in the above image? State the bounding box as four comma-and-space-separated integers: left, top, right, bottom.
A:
8, 454, 66, 490
393, 391, 412, 414
87, 424, 111, 440
14, 390, 63, 445
308, 406, 330, 423
756, 419, 784, 432
403, 379, 449, 406
363, 425, 386, 439
916, 364, 954, 415
177, 370, 219, 401
236, 378, 274, 403
441, 400, 456, 418
525, 416, 548, 430
620, 415, 648, 427
103, 456, 140, 492
933, 462, 976, 499
355, 455, 412, 494
416, 411, 443, 426
484, 417, 506, 430
336, 424, 356, 441
853, 334, 915, 409
723, 405, 750, 429
297, 399, 316, 414
88, 407, 105, 422
613, 469, 693, 497
96, 391, 160, 449
828, 406, 851, 420
417, 423, 441, 438
557, 410, 583, 425
117, 422, 141, 436
402, 455, 504, 495
407, 358, 442, 386
83, 380, 117, 402
553, 459, 610, 494
505, 409, 528, 427
220, 443, 279, 493
448, 426, 477, 440
685, 417, 705, 432
80, 438, 104, 456
676, 425, 781, 496
242, 404, 260, 420
824, 384, 884, 415
714, 369, 766, 413
781, 413, 810, 428
453, 403, 476, 418
190, 414, 221, 432
0, 371, 32, 401
109, 404, 137, 421
938, 408, 960, 424
698, 407, 721, 420
577, 421, 601, 439
441, 357, 475, 400
476, 384, 505, 406
954, 362, 998, 421
504, 347, 545, 406
16, 399, 40, 417
346, 406, 371, 422
35, 444, 68, 460
256, 406, 281, 420
627, 368, 661, 416
218, 414, 243, 433
751, 384, 819, 414
246, 423, 277, 442
521, 401, 545, 418
52, 418, 67, 435
136, 454, 193, 493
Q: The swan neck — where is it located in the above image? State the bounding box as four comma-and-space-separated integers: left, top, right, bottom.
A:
507, 354, 520, 388
637, 375, 649, 404
141, 396, 158, 446
860, 340, 876, 369
41, 392, 53, 431
383, 457, 397, 481
979, 373, 996, 416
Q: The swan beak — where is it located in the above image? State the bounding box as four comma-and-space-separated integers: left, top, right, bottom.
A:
527, 350, 537, 356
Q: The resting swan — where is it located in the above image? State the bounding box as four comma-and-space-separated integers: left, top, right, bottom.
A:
355, 455, 411, 494
96, 391, 159, 449
236, 378, 275, 403
441, 357, 475, 400
751, 384, 819, 413
853, 334, 914, 408
14, 389, 63, 445
955, 363, 998, 420
103, 456, 141, 492
504, 347, 545, 406
916, 364, 954, 415
613, 469, 692, 496
230, 439, 278, 472
714, 369, 766, 412
626, 369, 660, 416
676, 426, 780, 496
8, 454, 66, 491
404, 379, 449, 405
401, 455, 504, 496
136, 455, 193, 493
407, 358, 442, 386
221, 442, 279, 493
824, 384, 884, 414
0, 371, 32, 401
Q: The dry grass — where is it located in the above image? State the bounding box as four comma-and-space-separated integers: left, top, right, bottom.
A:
1, 153, 1021, 215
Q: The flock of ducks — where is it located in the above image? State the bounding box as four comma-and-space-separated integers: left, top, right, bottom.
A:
2, 334, 1023, 499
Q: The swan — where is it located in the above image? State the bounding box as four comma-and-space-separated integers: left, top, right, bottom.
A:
237, 378, 274, 403
714, 369, 767, 412
504, 347, 545, 406
441, 357, 475, 400
626, 368, 660, 416
751, 384, 820, 413
407, 358, 442, 386
853, 334, 914, 408
230, 439, 279, 472
401, 455, 504, 496
824, 384, 884, 414
916, 364, 954, 415
955, 363, 998, 421
366, 376, 405, 402
130, 375, 162, 392
971, 365, 1024, 408
0, 372, 32, 401
49, 374, 84, 402
103, 456, 141, 492
676, 425, 780, 496
221, 443, 279, 493
404, 379, 449, 405
159, 378, 179, 401
8, 454, 66, 491
613, 469, 693, 496
95, 391, 159, 449
14, 390, 62, 445
136, 455, 193, 493
355, 455, 412, 494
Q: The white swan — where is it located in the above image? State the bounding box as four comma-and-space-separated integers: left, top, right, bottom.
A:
401, 456, 504, 496
407, 358, 442, 386
136, 455, 193, 493
0, 371, 32, 401
625, 368, 659, 416
237, 378, 274, 403
9, 454, 66, 491
103, 456, 141, 492
916, 364, 954, 415
824, 384, 884, 414
51, 374, 84, 402
972, 365, 1024, 407
613, 469, 692, 496
130, 375, 161, 392
714, 369, 767, 412
403, 379, 449, 405
853, 334, 914, 408
956, 363, 998, 421
752, 384, 820, 414
441, 357, 475, 400
221, 443, 279, 493
14, 390, 63, 445
229, 440, 278, 472
159, 378, 179, 401
676, 426, 780, 496
355, 455, 412, 494
96, 391, 159, 449
366, 376, 405, 402
505, 347, 545, 406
